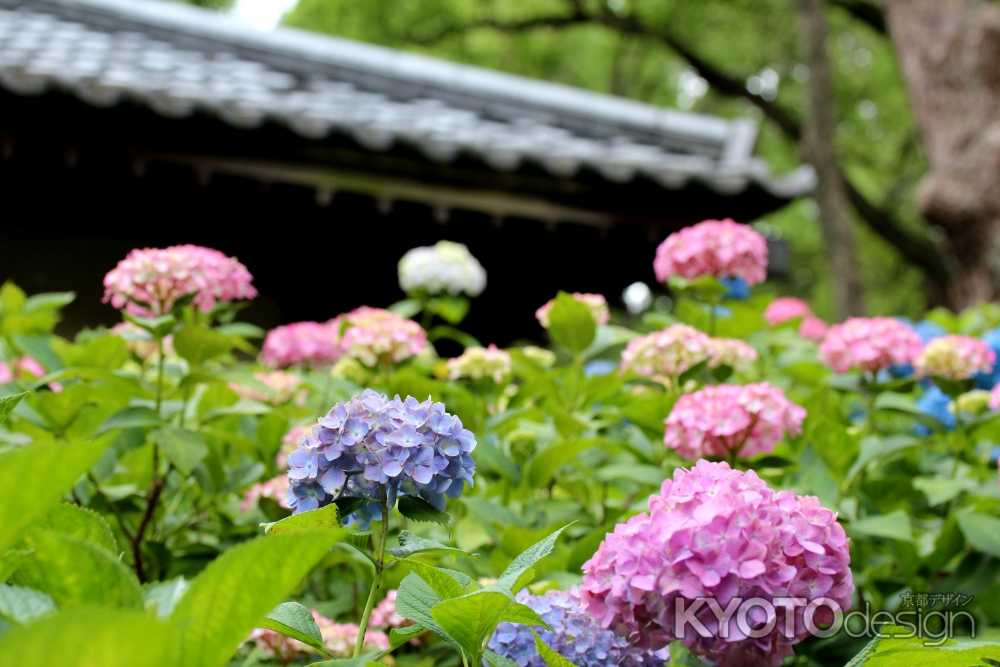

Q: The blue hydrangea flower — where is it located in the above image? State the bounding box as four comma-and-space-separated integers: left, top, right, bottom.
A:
488, 590, 667, 667
720, 275, 750, 301
974, 326, 1000, 389
916, 384, 954, 433
286, 389, 476, 520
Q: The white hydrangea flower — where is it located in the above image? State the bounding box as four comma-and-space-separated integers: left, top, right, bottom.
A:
398, 241, 486, 297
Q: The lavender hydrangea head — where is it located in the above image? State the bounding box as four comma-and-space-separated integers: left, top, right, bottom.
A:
286, 389, 476, 521
488, 589, 668, 667
580, 461, 853, 667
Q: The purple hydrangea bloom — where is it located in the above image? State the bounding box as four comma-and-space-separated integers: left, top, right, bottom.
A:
286, 389, 476, 521
488, 589, 668, 667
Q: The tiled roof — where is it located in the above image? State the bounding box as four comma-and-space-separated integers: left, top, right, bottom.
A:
0, 0, 813, 198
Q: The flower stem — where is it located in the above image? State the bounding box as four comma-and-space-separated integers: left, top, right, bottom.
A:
354, 493, 390, 657
132, 334, 167, 583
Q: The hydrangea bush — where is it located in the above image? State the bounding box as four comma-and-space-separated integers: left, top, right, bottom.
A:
1, 225, 999, 667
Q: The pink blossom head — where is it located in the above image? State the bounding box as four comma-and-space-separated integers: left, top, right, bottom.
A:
664, 383, 805, 460
819, 317, 923, 374
653, 219, 768, 286
991, 384, 1000, 412
580, 461, 853, 666
249, 611, 388, 659
261, 321, 341, 368
370, 590, 408, 630
707, 338, 758, 372
764, 298, 811, 326
915, 335, 996, 381
336, 307, 428, 367
103, 244, 256, 316
799, 316, 829, 343
620, 324, 713, 384
240, 475, 290, 512
535, 293, 610, 328
0, 362, 11, 384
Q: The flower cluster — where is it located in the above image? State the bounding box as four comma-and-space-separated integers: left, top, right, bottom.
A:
991, 384, 1000, 411
446, 345, 512, 383
620, 324, 713, 384
370, 590, 407, 631
535, 293, 610, 328
229, 371, 303, 405
240, 475, 290, 512
278, 424, 311, 469
336, 307, 428, 367
664, 383, 805, 460
581, 461, 853, 666
653, 219, 768, 286
286, 390, 476, 518
249, 610, 388, 660
764, 298, 828, 342
488, 589, 668, 667
707, 338, 758, 371
261, 321, 341, 368
819, 317, 924, 373
398, 240, 486, 297
103, 244, 256, 316
915, 335, 996, 381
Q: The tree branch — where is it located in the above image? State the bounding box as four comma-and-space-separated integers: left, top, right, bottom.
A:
828, 0, 887, 34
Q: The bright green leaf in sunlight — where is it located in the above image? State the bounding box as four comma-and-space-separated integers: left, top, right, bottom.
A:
546, 293, 596, 354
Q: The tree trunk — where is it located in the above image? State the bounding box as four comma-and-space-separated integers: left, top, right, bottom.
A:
886, 0, 1000, 308
799, 0, 866, 318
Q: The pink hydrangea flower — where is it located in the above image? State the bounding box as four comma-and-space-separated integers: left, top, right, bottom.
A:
446, 344, 512, 383
240, 475, 290, 512
914, 335, 996, 381
664, 383, 805, 460
707, 338, 758, 371
653, 219, 768, 286
249, 610, 388, 659
0, 362, 11, 384
229, 371, 304, 405
819, 317, 923, 373
370, 590, 409, 630
535, 293, 610, 328
621, 324, 714, 384
0, 357, 62, 392
580, 461, 853, 667
103, 244, 256, 316
991, 384, 1000, 412
261, 321, 341, 368
336, 307, 428, 367
764, 298, 828, 342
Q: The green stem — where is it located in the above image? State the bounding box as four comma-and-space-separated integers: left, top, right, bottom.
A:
354, 493, 390, 658
155, 336, 165, 415
708, 296, 718, 336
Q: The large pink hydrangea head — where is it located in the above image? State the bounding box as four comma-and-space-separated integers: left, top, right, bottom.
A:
446, 344, 512, 383
335, 307, 428, 367
621, 324, 714, 384
799, 316, 829, 343
653, 219, 768, 286
707, 338, 758, 372
103, 244, 256, 316
535, 293, 610, 328
580, 461, 853, 667
819, 317, 923, 374
664, 383, 805, 460
261, 321, 341, 368
914, 335, 996, 381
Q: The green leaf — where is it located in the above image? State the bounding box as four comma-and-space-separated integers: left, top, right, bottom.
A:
154, 427, 208, 475
913, 478, 976, 507
401, 562, 466, 599
390, 531, 467, 558
0, 607, 172, 667
426, 296, 470, 324
389, 624, 424, 649
0, 438, 110, 554
0, 584, 55, 624
395, 572, 459, 648
397, 496, 450, 525
0, 391, 29, 424
97, 406, 161, 435
484, 650, 520, 667
260, 601, 329, 655
12, 530, 143, 609
957, 511, 1000, 558
263, 503, 340, 535
849, 510, 913, 542
37, 503, 117, 554
844, 630, 1000, 665
533, 631, 578, 666
389, 298, 422, 318
524, 439, 601, 489
431, 588, 546, 663
22, 291, 75, 314
496, 523, 573, 591
173, 324, 235, 366
594, 463, 666, 486
123, 313, 177, 338
169, 531, 346, 666
547, 293, 597, 353
144, 577, 190, 618
12, 335, 62, 371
